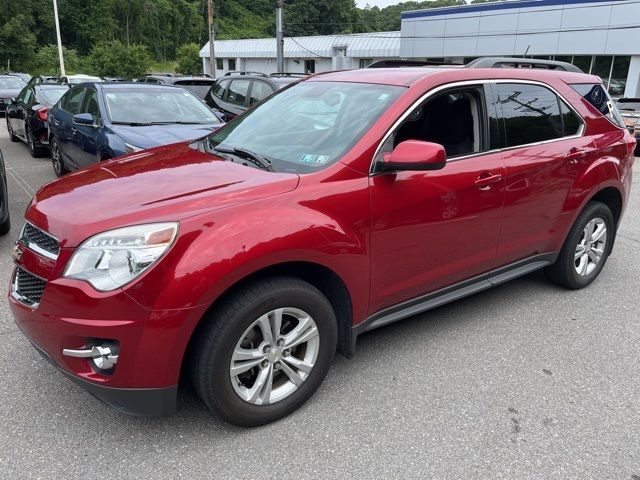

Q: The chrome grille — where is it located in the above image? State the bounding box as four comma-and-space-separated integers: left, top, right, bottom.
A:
12, 267, 46, 307
19, 222, 59, 259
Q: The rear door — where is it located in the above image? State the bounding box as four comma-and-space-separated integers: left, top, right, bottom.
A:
217, 79, 250, 120
491, 82, 594, 267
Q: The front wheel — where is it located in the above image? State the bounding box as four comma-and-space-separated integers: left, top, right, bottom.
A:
544, 201, 614, 289
50, 137, 69, 177
189, 277, 337, 427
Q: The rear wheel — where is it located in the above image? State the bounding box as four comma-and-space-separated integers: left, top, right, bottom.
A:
50, 137, 69, 177
544, 201, 614, 289
6, 118, 19, 142
189, 276, 337, 427
27, 126, 47, 158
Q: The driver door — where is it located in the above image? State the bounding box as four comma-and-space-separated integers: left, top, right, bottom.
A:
369, 83, 506, 315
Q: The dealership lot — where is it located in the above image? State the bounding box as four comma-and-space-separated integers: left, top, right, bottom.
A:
0, 121, 639, 478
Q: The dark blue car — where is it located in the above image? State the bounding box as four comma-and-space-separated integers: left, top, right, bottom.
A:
48, 82, 224, 176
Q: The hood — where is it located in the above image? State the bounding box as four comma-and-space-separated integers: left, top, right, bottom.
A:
111, 123, 224, 149
0, 88, 22, 99
27, 142, 299, 247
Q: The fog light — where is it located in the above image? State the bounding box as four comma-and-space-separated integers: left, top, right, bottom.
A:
63, 341, 119, 371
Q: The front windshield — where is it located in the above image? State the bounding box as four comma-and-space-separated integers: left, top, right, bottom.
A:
207, 81, 404, 174
0, 77, 26, 89
104, 88, 220, 124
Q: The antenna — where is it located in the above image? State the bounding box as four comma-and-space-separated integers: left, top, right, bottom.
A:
523, 45, 531, 58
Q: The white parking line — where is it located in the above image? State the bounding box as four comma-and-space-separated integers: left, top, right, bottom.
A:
5, 164, 36, 197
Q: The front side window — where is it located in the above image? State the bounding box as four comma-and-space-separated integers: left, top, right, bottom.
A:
212, 80, 228, 100
103, 88, 219, 124
81, 89, 101, 118
227, 80, 250, 106
571, 83, 625, 128
388, 86, 486, 159
207, 81, 403, 174
496, 84, 563, 147
61, 87, 85, 115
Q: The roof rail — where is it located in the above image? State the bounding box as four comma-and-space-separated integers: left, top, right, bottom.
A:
269, 72, 308, 78
223, 71, 268, 77
466, 57, 582, 73
366, 59, 463, 68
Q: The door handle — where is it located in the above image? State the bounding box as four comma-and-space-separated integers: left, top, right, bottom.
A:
475, 173, 502, 190
567, 147, 587, 164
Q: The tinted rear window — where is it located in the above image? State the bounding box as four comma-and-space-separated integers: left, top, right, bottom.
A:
40, 87, 69, 104
571, 83, 625, 128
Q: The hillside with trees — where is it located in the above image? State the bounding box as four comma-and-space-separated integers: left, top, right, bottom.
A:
0, 0, 463, 76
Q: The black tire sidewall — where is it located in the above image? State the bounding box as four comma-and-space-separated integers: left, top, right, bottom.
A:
51, 138, 64, 176
197, 280, 337, 427
563, 202, 614, 288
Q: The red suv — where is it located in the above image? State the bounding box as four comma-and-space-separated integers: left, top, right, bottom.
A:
9, 60, 635, 426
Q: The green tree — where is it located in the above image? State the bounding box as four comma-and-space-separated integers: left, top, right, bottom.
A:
33, 44, 83, 75
175, 43, 202, 74
0, 14, 37, 71
88, 40, 151, 77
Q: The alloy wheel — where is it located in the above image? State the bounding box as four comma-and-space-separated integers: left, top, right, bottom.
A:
230, 307, 320, 406
574, 217, 607, 276
51, 141, 62, 175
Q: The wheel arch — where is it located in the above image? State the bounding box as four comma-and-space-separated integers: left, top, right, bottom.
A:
588, 186, 623, 227
184, 261, 355, 364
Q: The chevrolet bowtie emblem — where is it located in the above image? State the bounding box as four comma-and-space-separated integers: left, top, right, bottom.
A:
11, 244, 23, 262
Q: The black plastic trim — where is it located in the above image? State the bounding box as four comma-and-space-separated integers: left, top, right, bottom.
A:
26, 336, 177, 417
349, 252, 558, 352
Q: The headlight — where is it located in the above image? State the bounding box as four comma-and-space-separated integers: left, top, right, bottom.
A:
124, 143, 143, 154
64, 223, 178, 291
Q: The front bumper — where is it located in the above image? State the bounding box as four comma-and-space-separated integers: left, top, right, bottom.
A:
9, 259, 205, 416
25, 333, 177, 416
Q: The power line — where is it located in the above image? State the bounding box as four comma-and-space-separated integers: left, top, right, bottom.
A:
284, 35, 332, 59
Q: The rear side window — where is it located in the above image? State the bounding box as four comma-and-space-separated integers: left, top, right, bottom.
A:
571, 83, 625, 128
227, 79, 250, 106
496, 84, 563, 147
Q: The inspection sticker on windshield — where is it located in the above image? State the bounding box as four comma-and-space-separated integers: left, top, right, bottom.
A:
299, 154, 330, 164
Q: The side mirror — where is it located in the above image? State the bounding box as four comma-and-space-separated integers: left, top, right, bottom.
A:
73, 113, 97, 127
378, 140, 446, 173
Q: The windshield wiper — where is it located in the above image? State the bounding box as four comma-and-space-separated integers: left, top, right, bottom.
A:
213, 146, 275, 172
111, 121, 152, 126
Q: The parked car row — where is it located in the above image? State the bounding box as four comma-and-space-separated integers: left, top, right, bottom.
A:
48, 82, 224, 176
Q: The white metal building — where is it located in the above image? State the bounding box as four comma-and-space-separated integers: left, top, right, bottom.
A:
199, 31, 400, 77
400, 0, 640, 97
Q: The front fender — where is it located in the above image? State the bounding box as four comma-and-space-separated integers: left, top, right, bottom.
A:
123, 180, 371, 324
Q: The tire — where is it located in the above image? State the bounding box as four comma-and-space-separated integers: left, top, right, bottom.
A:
50, 137, 69, 177
544, 201, 614, 289
6, 118, 19, 142
27, 126, 47, 158
189, 276, 337, 427
0, 213, 10, 236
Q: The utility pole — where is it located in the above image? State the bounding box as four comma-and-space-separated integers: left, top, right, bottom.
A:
53, 0, 65, 76
208, 0, 216, 77
276, 0, 284, 73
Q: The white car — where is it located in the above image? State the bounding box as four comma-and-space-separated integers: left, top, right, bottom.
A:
58, 74, 103, 85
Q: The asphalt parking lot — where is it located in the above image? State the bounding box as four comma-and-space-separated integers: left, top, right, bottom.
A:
0, 121, 638, 479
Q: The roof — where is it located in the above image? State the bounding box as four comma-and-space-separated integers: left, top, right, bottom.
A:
199, 31, 400, 59
306, 65, 598, 87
